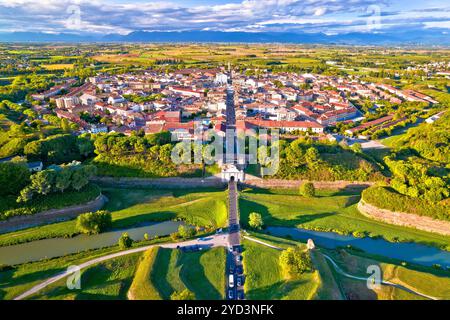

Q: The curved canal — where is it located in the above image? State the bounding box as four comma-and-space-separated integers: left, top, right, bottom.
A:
267, 226, 450, 268
0, 221, 183, 266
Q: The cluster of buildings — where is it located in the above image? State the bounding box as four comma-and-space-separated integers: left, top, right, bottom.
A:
30, 67, 439, 140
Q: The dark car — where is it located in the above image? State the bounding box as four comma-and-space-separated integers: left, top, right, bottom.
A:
228, 290, 234, 300
236, 277, 242, 287
229, 265, 235, 274
237, 291, 244, 300
236, 265, 243, 275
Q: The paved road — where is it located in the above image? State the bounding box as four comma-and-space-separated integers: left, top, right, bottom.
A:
14, 235, 229, 301
225, 180, 245, 300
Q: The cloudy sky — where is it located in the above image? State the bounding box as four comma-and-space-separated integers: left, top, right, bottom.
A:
0, 0, 449, 35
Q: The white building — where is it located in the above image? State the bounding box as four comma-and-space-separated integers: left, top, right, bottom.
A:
221, 164, 245, 183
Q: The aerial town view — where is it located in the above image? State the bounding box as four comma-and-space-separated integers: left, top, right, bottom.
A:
0, 0, 449, 313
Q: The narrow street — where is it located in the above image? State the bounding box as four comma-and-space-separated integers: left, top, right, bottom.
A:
224, 66, 245, 300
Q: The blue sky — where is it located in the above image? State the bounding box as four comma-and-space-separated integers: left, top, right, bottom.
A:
0, 0, 449, 35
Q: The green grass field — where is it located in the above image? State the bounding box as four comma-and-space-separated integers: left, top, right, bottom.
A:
242, 238, 320, 300
324, 248, 450, 300
239, 188, 450, 249
0, 187, 228, 247
150, 247, 226, 300
128, 247, 162, 300
29, 253, 141, 300
17, 246, 226, 300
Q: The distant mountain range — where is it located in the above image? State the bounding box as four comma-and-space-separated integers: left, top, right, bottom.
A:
0, 29, 449, 46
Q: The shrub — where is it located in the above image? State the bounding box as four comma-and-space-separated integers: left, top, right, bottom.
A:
300, 182, 316, 198
76, 210, 112, 235
178, 225, 196, 239
118, 233, 133, 249
170, 289, 195, 300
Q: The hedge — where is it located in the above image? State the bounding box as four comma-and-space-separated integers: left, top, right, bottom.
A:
0, 184, 101, 221
362, 186, 450, 222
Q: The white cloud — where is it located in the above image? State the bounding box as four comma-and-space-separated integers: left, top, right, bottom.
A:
0, 0, 448, 35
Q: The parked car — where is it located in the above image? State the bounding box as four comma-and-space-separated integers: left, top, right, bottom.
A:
229, 274, 235, 288
237, 291, 244, 300
236, 265, 243, 275
228, 290, 234, 300
236, 277, 242, 287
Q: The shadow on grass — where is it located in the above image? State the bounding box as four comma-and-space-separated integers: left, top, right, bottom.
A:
0, 267, 63, 289
111, 211, 177, 229
151, 248, 175, 300
246, 279, 309, 300
179, 251, 223, 300
239, 197, 337, 228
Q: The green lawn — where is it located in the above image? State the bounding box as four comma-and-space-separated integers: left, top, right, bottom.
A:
128, 247, 162, 300
0, 187, 228, 247
242, 238, 320, 300
239, 188, 450, 250
324, 249, 450, 300
151, 248, 226, 300
29, 254, 141, 300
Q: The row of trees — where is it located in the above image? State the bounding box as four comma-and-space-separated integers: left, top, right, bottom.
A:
17, 164, 97, 203
260, 138, 381, 182
24, 133, 94, 164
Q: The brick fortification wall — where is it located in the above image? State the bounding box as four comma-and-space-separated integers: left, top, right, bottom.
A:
358, 200, 450, 236
0, 195, 107, 234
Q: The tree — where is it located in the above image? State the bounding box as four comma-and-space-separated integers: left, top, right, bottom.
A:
305, 147, 320, 169
279, 247, 313, 279
30, 170, 56, 195
76, 211, 112, 235
178, 225, 196, 239
0, 161, 30, 196
300, 182, 315, 197
248, 212, 264, 230
351, 143, 362, 154
61, 118, 71, 133
118, 233, 133, 249
71, 165, 96, 191
55, 168, 73, 193
170, 289, 195, 300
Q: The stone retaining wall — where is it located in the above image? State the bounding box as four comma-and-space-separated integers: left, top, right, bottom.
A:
93, 177, 227, 188
243, 178, 374, 190
0, 195, 107, 234
358, 200, 450, 236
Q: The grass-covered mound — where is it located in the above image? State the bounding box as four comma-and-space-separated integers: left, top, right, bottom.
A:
326, 249, 450, 300
27, 253, 141, 300
128, 247, 162, 300
239, 188, 450, 249
362, 186, 450, 222
271, 138, 385, 182
242, 236, 320, 300
0, 187, 228, 247
0, 184, 101, 221
149, 248, 226, 300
